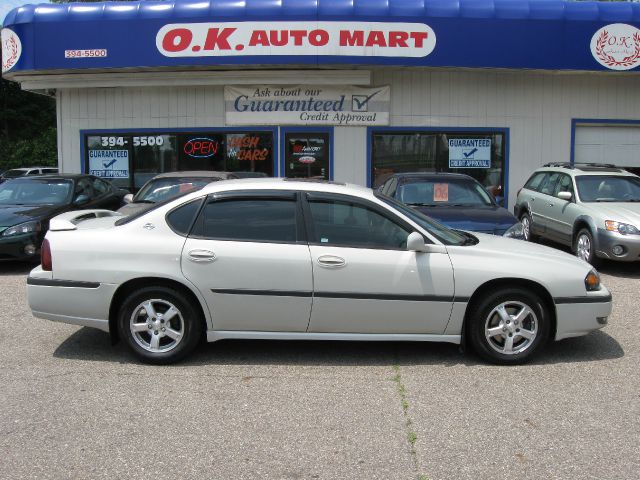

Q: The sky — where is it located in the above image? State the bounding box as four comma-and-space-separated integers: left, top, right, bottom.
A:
1, 0, 52, 25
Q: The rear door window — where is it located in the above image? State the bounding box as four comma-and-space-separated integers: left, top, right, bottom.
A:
538, 173, 561, 196
524, 172, 547, 192
192, 196, 299, 243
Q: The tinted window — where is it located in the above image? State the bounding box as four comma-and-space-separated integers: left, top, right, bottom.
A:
575, 175, 640, 202
92, 178, 111, 196
43, 168, 59, 174
308, 199, 410, 249
538, 172, 561, 196
135, 177, 215, 203
195, 199, 297, 243
0, 179, 73, 205
167, 198, 204, 236
396, 178, 493, 206
75, 178, 95, 199
554, 174, 574, 197
27, 170, 40, 175
524, 172, 547, 192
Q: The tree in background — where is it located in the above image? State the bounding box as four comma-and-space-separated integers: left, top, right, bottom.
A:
0, 78, 57, 171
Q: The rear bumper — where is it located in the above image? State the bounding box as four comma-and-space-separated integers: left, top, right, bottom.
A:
554, 288, 612, 340
27, 266, 117, 332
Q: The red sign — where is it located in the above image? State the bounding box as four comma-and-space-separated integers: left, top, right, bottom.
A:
183, 137, 219, 158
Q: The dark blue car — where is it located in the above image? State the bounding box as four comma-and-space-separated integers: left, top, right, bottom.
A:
378, 173, 524, 239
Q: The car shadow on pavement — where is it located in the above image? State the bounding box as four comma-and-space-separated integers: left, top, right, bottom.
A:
53, 327, 624, 367
0, 261, 34, 276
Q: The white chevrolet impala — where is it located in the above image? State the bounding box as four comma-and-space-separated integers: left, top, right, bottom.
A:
27, 179, 612, 365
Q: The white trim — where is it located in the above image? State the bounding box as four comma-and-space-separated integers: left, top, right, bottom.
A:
16, 69, 372, 91
207, 330, 461, 344
32, 311, 110, 332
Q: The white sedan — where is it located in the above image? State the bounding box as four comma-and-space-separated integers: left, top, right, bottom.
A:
27, 179, 612, 365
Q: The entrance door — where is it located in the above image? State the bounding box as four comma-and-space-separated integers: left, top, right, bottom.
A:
282, 129, 332, 180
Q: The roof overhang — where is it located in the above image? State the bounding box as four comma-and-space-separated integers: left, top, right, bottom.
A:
3, 0, 640, 81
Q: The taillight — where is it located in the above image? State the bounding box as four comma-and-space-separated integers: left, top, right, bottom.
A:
41, 239, 52, 271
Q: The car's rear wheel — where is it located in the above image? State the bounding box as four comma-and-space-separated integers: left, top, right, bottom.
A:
118, 286, 202, 364
467, 288, 549, 365
574, 228, 601, 267
520, 213, 536, 242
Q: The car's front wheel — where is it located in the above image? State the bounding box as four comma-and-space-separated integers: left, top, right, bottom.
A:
574, 228, 601, 267
467, 288, 549, 365
118, 286, 203, 364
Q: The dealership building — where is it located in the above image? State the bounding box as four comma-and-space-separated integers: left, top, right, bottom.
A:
2, 0, 640, 207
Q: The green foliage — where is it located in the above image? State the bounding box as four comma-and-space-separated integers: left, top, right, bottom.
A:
0, 79, 57, 171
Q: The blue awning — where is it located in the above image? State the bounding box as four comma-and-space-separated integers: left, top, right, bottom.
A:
3, 0, 640, 76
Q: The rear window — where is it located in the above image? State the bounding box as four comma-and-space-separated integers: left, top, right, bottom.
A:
166, 198, 204, 236
524, 172, 547, 192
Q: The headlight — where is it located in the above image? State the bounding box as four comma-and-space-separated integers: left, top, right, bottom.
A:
2, 221, 41, 237
584, 269, 601, 292
503, 222, 525, 239
605, 220, 639, 235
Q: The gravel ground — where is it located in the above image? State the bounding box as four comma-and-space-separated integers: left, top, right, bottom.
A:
0, 260, 638, 480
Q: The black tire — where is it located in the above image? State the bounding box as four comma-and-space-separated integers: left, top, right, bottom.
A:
467, 288, 549, 365
573, 228, 601, 267
118, 286, 203, 365
520, 212, 536, 242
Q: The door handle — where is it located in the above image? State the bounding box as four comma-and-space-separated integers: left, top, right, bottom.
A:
187, 249, 216, 262
317, 255, 346, 268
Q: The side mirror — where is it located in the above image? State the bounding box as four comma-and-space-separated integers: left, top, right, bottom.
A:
74, 194, 90, 206
123, 193, 134, 204
407, 232, 429, 252
557, 191, 573, 201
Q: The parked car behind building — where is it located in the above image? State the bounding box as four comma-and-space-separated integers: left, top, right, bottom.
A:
514, 163, 640, 265
0, 175, 125, 261
379, 172, 523, 238
118, 171, 238, 216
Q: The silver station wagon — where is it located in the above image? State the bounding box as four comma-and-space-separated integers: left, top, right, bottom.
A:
515, 163, 640, 265
27, 179, 611, 365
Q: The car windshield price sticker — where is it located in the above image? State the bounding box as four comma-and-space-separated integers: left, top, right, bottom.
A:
89, 150, 129, 178
434, 183, 449, 202
448, 139, 491, 168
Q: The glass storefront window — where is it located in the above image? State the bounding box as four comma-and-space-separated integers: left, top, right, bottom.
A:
85, 130, 274, 192
371, 131, 506, 201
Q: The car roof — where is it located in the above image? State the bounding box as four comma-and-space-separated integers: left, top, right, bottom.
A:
14, 173, 88, 181
199, 177, 373, 197
391, 172, 476, 181
151, 171, 237, 179
537, 163, 636, 176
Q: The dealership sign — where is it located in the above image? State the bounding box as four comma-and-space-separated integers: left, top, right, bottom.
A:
88, 150, 129, 178
591, 24, 640, 71
448, 139, 491, 168
157, 22, 435, 58
225, 85, 389, 126
1, 29, 22, 73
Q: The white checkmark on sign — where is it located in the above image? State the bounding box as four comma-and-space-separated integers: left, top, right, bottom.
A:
351, 90, 382, 112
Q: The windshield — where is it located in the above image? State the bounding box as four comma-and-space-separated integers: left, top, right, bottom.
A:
134, 177, 217, 203
396, 178, 494, 206
0, 179, 73, 205
2, 169, 27, 179
575, 175, 640, 202
376, 193, 469, 246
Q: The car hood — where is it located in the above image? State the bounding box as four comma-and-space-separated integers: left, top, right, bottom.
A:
0, 204, 66, 227
411, 205, 517, 233
583, 202, 640, 224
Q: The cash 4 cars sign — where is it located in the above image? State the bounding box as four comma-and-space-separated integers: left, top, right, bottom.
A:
591, 24, 640, 71
225, 85, 390, 126
157, 22, 436, 58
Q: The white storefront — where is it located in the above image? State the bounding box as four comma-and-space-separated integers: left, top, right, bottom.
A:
3, 0, 640, 208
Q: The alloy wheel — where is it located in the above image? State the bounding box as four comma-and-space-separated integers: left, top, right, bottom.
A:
484, 301, 538, 355
129, 299, 185, 353
576, 233, 592, 262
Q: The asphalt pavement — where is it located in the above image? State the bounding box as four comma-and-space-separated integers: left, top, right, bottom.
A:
0, 260, 638, 480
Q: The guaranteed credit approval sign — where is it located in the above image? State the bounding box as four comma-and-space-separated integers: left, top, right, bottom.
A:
225, 85, 390, 126
157, 22, 435, 58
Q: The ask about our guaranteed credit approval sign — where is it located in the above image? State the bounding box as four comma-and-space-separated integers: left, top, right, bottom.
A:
225, 85, 390, 126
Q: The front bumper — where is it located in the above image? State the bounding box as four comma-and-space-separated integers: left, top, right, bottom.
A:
27, 266, 117, 332
0, 232, 41, 261
595, 228, 640, 262
554, 287, 612, 340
